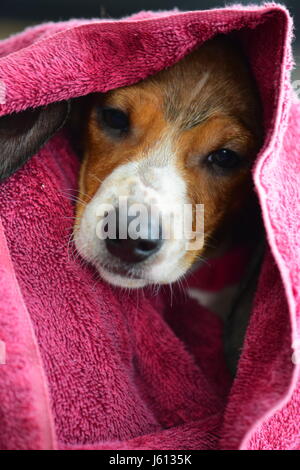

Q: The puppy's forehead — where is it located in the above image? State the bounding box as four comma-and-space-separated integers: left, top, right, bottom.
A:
102, 36, 257, 133
157, 40, 257, 129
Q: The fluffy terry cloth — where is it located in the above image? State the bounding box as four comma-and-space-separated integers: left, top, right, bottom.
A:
0, 3, 299, 450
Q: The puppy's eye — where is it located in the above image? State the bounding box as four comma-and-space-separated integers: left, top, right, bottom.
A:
206, 149, 241, 171
100, 107, 129, 133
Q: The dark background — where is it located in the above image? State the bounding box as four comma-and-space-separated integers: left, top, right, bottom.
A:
0, 1, 299, 78
0, 0, 299, 23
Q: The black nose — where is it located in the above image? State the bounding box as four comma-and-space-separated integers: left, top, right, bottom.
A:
105, 210, 163, 263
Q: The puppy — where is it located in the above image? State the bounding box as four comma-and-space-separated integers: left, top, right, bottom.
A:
0, 35, 263, 373
74, 36, 263, 290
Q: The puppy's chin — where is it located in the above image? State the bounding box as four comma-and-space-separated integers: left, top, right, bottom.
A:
95, 253, 196, 288
98, 265, 149, 288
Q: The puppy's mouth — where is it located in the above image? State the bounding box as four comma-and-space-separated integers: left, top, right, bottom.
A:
75, 206, 202, 288
97, 262, 151, 288
93, 238, 166, 287
74, 202, 202, 288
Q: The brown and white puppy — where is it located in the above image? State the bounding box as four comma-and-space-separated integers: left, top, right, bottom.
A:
74, 36, 263, 289
0, 35, 262, 290
0, 35, 263, 373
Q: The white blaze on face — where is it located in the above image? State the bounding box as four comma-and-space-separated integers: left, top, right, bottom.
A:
74, 135, 190, 287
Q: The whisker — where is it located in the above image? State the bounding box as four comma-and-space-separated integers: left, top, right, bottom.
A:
62, 195, 88, 206
62, 188, 92, 200
58, 189, 89, 207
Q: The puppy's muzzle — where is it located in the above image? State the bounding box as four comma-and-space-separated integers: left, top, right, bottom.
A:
105, 207, 163, 263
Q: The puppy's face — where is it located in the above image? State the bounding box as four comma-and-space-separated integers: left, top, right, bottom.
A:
74, 37, 262, 288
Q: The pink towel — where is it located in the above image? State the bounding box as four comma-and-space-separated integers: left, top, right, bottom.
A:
0, 4, 299, 450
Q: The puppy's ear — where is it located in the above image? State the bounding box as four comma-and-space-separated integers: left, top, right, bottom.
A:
0, 101, 70, 182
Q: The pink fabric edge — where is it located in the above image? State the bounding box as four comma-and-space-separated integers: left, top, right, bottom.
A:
0, 219, 56, 449
242, 3, 299, 446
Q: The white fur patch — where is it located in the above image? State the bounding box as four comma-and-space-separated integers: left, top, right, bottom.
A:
75, 135, 190, 287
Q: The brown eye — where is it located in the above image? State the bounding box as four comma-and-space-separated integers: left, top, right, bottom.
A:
98, 107, 129, 135
206, 148, 241, 172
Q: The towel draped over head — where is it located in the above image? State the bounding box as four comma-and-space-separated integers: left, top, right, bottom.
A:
0, 3, 299, 450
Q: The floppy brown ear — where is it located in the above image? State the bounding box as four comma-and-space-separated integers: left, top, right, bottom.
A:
0, 101, 70, 182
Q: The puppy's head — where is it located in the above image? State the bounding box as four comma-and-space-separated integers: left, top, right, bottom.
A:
75, 36, 262, 288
